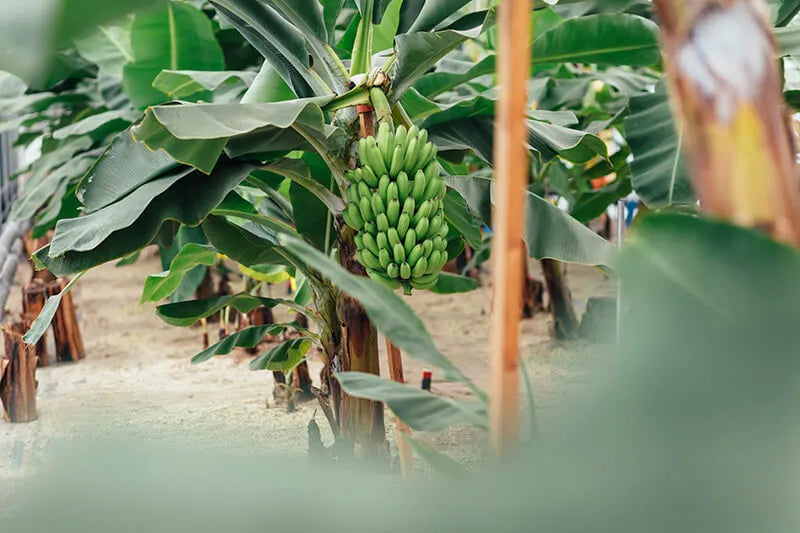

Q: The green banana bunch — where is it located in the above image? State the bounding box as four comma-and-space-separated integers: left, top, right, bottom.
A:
342, 121, 449, 294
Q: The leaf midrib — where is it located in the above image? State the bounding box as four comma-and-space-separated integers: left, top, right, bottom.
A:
99, 26, 133, 63
534, 43, 657, 64
168, 3, 178, 70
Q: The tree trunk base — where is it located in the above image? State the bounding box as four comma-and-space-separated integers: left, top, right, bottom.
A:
46, 278, 85, 362
521, 255, 544, 319
22, 231, 56, 283
1, 323, 38, 422
21, 280, 49, 366
540, 259, 579, 340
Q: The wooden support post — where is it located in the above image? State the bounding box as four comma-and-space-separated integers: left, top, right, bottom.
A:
385, 338, 413, 477
21, 280, 49, 366
489, 0, 531, 456
1, 323, 38, 422
47, 278, 85, 362
654, 0, 800, 245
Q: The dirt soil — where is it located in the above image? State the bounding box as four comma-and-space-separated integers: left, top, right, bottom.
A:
0, 248, 613, 483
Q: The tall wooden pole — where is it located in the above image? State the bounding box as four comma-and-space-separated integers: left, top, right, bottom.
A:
655, 0, 800, 246
385, 338, 413, 476
489, 0, 531, 456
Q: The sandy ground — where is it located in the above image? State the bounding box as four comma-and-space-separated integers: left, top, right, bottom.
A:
0, 248, 613, 486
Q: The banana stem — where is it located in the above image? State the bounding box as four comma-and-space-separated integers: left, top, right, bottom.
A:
369, 86, 394, 130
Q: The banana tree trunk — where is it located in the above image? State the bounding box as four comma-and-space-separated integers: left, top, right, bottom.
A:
655, 0, 800, 245
323, 106, 386, 456
336, 224, 386, 455
540, 258, 578, 339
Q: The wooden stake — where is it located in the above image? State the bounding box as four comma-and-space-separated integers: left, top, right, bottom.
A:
201, 317, 209, 350
385, 337, 413, 477
1, 323, 38, 422
489, 0, 531, 456
47, 278, 85, 362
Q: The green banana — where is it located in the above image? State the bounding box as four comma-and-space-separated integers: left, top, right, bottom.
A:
342, 209, 355, 230
357, 181, 371, 199
411, 169, 427, 202
387, 263, 400, 279
378, 174, 390, 200
439, 222, 450, 239
402, 136, 419, 171
422, 176, 442, 202
415, 216, 429, 239
393, 243, 406, 264
376, 232, 388, 251
378, 248, 391, 269
417, 128, 428, 147
430, 251, 448, 273
394, 125, 408, 151
362, 232, 379, 256
377, 122, 394, 166
376, 213, 389, 232
345, 203, 364, 230
397, 213, 410, 238
410, 276, 438, 290
367, 268, 401, 290
411, 256, 427, 278
386, 199, 400, 226
407, 243, 422, 266
387, 228, 401, 248
402, 196, 416, 216
371, 192, 385, 215
413, 142, 433, 174
362, 165, 379, 188
389, 145, 404, 177
386, 182, 398, 203
400, 262, 411, 280
346, 184, 359, 205
358, 196, 374, 222
404, 229, 417, 256
412, 200, 432, 225
423, 161, 438, 184
397, 171, 410, 199
427, 250, 441, 273
359, 249, 381, 270
366, 137, 389, 176
422, 239, 433, 257
364, 221, 377, 235
427, 214, 443, 238
358, 138, 369, 167
354, 233, 364, 250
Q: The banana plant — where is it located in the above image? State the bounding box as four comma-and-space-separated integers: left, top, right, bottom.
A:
5, 0, 631, 454
29, 0, 800, 455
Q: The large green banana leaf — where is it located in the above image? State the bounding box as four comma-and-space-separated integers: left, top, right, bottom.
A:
123, 2, 224, 108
